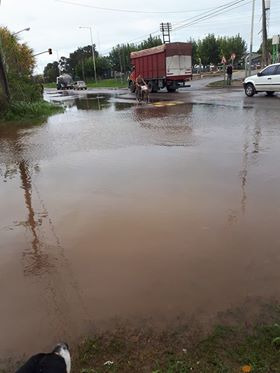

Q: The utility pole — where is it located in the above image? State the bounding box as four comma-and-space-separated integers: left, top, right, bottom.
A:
0, 35, 10, 103
0, 51, 10, 102
262, 0, 269, 67
160, 23, 172, 44
248, 0, 255, 77
79, 26, 97, 83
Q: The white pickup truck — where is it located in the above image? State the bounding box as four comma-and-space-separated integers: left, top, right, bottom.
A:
73, 81, 87, 90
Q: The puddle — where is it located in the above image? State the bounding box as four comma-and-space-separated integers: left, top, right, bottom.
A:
1, 93, 280, 357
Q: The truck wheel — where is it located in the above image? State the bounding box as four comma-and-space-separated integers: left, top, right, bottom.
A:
245, 83, 255, 97
148, 81, 158, 93
167, 87, 176, 93
153, 85, 158, 93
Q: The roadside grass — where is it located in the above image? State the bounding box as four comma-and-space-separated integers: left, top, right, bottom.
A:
4, 302, 280, 373
44, 79, 128, 89
44, 82, 56, 88
72, 320, 280, 373
207, 79, 243, 88
0, 100, 64, 123
87, 79, 128, 89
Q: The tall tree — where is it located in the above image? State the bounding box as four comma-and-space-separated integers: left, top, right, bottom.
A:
138, 35, 162, 50
109, 36, 162, 73
218, 34, 247, 62
59, 56, 72, 74
109, 43, 137, 73
43, 61, 59, 83
0, 26, 41, 103
189, 39, 199, 65
198, 34, 221, 65
69, 45, 98, 79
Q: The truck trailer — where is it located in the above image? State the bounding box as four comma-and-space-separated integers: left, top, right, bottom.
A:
129, 42, 192, 93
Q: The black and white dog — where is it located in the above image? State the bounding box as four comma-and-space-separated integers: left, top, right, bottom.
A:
16, 343, 71, 373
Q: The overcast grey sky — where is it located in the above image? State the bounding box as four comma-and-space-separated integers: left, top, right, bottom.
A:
0, 0, 279, 73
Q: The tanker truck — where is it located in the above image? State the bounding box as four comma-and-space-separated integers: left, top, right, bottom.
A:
129, 42, 192, 93
56, 73, 74, 90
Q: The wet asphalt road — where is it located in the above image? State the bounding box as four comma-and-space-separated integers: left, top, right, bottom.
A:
0, 84, 280, 358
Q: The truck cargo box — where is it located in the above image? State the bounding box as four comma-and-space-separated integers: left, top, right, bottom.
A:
130, 42, 192, 92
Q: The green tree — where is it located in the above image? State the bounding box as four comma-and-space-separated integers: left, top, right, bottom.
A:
198, 34, 221, 65
59, 56, 72, 75
138, 35, 162, 50
0, 26, 41, 103
43, 61, 59, 83
109, 43, 137, 73
218, 34, 247, 62
258, 38, 273, 57
95, 56, 111, 79
109, 36, 162, 73
69, 45, 98, 79
75, 58, 94, 80
189, 39, 199, 65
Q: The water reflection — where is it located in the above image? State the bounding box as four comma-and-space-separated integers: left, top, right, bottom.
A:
75, 96, 107, 111
18, 160, 54, 276
0, 155, 88, 344
132, 102, 194, 146
227, 107, 264, 223
132, 101, 192, 122
0, 124, 55, 276
48, 92, 134, 112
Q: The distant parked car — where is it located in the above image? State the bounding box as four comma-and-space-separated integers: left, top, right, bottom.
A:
243, 63, 280, 97
73, 81, 87, 90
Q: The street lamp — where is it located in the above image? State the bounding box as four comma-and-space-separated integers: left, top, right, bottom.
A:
13, 27, 30, 36
79, 26, 97, 83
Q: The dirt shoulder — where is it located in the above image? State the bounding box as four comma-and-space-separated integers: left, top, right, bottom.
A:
4, 302, 280, 373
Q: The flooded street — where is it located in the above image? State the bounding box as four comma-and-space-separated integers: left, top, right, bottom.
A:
1, 90, 280, 358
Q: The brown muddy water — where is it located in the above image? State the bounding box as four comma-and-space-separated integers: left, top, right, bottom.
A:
1, 92, 280, 358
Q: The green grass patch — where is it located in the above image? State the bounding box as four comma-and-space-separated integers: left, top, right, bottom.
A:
0, 100, 64, 123
207, 79, 243, 88
87, 79, 128, 89
4, 304, 280, 373
44, 82, 56, 88
44, 79, 128, 90
70, 321, 280, 373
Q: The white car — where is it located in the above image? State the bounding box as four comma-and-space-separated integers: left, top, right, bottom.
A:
73, 81, 87, 90
243, 63, 280, 97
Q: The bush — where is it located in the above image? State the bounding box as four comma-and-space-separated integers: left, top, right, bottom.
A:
1, 100, 63, 122
8, 75, 43, 102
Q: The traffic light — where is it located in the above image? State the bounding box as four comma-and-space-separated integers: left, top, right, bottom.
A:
48, 48, 52, 55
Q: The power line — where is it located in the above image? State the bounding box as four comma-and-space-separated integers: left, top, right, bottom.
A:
165, 0, 248, 31
55, 0, 215, 14
99, 0, 251, 54
173, 0, 249, 32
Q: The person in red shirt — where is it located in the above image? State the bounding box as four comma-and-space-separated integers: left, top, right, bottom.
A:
130, 66, 136, 82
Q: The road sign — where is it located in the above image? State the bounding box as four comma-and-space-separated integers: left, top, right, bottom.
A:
231, 53, 236, 60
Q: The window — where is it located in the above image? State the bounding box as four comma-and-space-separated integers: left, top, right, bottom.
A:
274, 65, 280, 75
261, 65, 276, 76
